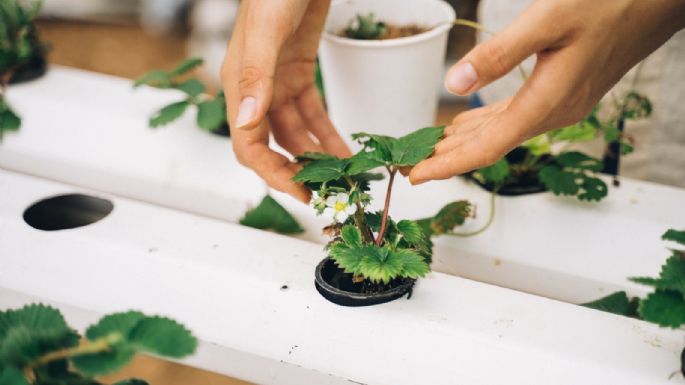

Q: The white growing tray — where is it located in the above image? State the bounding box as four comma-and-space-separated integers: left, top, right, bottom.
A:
2, 66, 684, 305
1, 169, 683, 385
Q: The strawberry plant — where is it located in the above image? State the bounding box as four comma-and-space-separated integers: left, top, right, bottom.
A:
0, 0, 47, 139
294, 126, 471, 305
0, 303, 196, 385
582, 229, 685, 377
468, 89, 652, 202
134, 58, 228, 135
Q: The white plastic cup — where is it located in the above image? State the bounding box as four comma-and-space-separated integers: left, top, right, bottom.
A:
319, 0, 455, 143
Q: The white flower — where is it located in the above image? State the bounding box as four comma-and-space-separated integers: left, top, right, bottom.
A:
323, 193, 357, 223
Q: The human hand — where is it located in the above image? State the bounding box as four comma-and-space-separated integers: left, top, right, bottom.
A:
222, 0, 351, 203
410, 0, 685, 184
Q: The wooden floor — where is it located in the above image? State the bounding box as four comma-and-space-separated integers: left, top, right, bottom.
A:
32, 18, 468, 385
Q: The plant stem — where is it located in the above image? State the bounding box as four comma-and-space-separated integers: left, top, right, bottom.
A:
447, 191, 497, 237
375, 167, 397, 246
25, 333, 122, 372
343, 176, 374, 243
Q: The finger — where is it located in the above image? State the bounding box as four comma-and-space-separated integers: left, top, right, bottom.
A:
447, 97, 512, 133
225, 0, 311, 130
444, 4, 566, 96
270, 103, 324, 156
296, 85, 351, 158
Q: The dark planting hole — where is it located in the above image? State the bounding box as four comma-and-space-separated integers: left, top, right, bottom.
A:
23, 194, 114, 231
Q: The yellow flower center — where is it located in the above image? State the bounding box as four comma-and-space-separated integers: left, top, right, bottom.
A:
334, 201, 347, 212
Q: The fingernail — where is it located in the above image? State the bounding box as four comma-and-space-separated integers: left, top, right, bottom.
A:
446, 62, 478, 95
236, 96, 257, 128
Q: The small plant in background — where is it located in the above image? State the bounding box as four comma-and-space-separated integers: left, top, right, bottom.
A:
344, 13, 386, 39
240, 195, 304, 235
294, 126, 471, 301
582, 229, 685, 377
134, 57, 228, 135
0, 303, 197, 385
469, 91, 653, 202
0, 0, 47, 139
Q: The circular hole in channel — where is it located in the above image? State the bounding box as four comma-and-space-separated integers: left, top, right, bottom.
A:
23, 193, 114, 231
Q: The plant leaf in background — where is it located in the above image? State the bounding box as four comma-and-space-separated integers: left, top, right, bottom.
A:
420, 201, 472, 236
240, 195, 304, 234
149, 101, 190, 128
638, 290, 685, 328
581, 291, 639, 317
478, 158, 510, 184
663, 229, 685, 246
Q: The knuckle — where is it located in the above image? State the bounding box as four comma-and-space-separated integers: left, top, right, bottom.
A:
482, 147, 503, 166
238, 66, 263, 91
478, 40, 511, 79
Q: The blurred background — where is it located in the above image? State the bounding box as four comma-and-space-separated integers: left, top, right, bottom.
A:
32, 1, 478, 384
36, 0, 479, 120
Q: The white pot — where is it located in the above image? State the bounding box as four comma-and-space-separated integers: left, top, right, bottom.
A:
319, 0, 455, 141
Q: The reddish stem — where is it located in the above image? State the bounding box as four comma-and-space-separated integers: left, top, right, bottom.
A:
375, 168, 397, 246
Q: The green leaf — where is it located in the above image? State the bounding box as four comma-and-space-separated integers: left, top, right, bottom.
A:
390, 126, 444, 166
428, 201, 472, 236
112, 379, 148, 385
345, 13, 386, 40
239, 195, 304, 234
196, 98, 226, 131
341, 225, 362, 246
0, 367, 30, 385
550, 121, 597, 142
630, 252, 685, 295
174, 79, 205, 98
619, 141, 634, 155
555, 152, 603, 172
169, 57, 204, 77
346, 151, 385, 175
0, 101, 21, 134
396, 220, 424, 245
522, 134, 551, 156
478, 158, 509, 184
581, 291, 639, 317
638, 290, 685, 328
128, 316, 196, 358
72, 311, 145, 376
329, 242, 366, 275
359, 247, 404, 284
0, 304, 68, 340
663, 229, 685, 246
393, 248, 430, 279
149, 101, 189, 128
291, 158, 348, 183
622, 92, 652, 120
133, 70, 171, 88
539, 165, 579, 196
295, 152, 338, 162
603, 126, 621, 143
577, 176, 608, 202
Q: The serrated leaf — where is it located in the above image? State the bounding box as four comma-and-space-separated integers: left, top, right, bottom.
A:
0, 100, 21, 134
239, 195, 304, 234
133, 70, 171, 88
638, 290, 685, 328
429, 201, 472, 235
341, 225, 362, 246
539, 165, 579, 196
351, 132, 394, 163
550, 121, 597, 142
663, 229, 685, 246
396, 220, 424, 245
128, 316, 196, 358
622, 92, 652, 120
149, 101, 189, 128
581, 291, 639, 317
346, 151, 385, 175
84, 312, 145, 341
478, 158, 509, 184
393, 249, 429, 279
0, 304, 68, 340
359, 247, 404, 284
169, 57, 203, 77
72, 345, 135, 377
174, 79, 205, 98
0, 367, 30, 385
292, 158, 348, 183
391, 126, 444, 166
629, 253, 685, 295
578, 176, 607, 202
196, 98, 226, 131
522, 135, 550, 156
555, 152, 603, 172
328, 242, 365, 275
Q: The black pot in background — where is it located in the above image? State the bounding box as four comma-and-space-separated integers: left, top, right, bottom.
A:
464, 147, 549, 196
9, 55, 48, 84
210, 122, 231, 138
314, 257, 415, 307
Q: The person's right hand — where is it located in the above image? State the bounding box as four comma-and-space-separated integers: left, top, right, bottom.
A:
222, 0, 351, 203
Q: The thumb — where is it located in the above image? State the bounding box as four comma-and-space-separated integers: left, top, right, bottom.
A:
233, 2, 307, 130
444, 9, 554, 96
